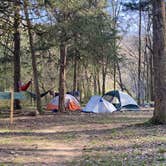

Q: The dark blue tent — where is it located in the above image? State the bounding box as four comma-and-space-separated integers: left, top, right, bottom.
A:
103, 90, 139, 110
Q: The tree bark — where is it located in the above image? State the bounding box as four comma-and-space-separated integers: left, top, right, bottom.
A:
23, 0, 42, 113
58, 43, 67, 112
145, 46, 150, 103
117, 61, 124, 91
13, 0, 21, 109
76, 61, 80, 92
113, 62, 116, 91
97, 70, 101, 95
102, 64, 106, 95
150, 53, 154, 101
147, 10, 154, 102
152, 0, 166, 124
73, 55, 77, 91
137, 0, 142, 105
93, 69, 97, 95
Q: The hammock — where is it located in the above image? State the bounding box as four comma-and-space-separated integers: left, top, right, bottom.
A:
26, 90, 50, 99
19, 80, 32, 91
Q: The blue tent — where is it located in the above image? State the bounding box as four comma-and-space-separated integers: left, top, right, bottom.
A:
103, 90, 139, 110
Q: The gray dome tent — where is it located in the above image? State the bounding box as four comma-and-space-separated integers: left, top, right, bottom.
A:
83, 95, 117, 113
103, 90, 139, 110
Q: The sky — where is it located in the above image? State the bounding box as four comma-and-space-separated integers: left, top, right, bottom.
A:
29, 0, 144, 37
106, 0, 142, 36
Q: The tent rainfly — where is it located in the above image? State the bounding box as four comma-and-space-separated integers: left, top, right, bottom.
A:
47, 94, 81, 111
103, 90, 139, 110
83, 95, 117, 113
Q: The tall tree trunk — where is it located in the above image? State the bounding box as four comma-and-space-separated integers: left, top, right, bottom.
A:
93, 67, 97, 95
76, 61, 80, 92
82, 77, 86, 100
102, 65, 106, 95
137, 0, 142, 105
111, 0, 118, 91
59, 43, 66, 112
85, 67, 91, 98
147, 9, 154, 102
3, 33, 10, 91
113, 62, 116, 90
150, 53, 154, 101
73, 55, 77, 91
143, 42, 147, 104
117, 61, 124, 91
13, 0, 21, 109
23, 0, 42, 113
152, 0, 166, 124
97, 70, 101, 95
146, 49, 150, 103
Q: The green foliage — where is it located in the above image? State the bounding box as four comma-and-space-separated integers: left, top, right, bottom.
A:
122, 0, 152, 12
0, 0, 122, 101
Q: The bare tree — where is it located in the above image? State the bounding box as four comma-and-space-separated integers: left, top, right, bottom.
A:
23, 0, 42, 113
137, 0, 142, 105
59, 43, 67, 112
152, 0, 166, 124
13, 0, 21, 109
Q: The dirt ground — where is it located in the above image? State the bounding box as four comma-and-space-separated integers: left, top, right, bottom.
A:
0, 110, 165, 166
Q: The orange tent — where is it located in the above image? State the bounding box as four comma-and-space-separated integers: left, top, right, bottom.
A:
47, 94, 81, 111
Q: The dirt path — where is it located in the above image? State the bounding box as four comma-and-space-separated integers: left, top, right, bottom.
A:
0, 110, 165, 165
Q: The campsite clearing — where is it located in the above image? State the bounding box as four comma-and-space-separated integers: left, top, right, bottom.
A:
0, 110, 165, 165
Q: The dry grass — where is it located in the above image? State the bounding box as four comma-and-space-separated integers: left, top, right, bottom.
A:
0, 110, 165, 165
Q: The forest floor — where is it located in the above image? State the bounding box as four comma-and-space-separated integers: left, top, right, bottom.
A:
0, 109, 165, 166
